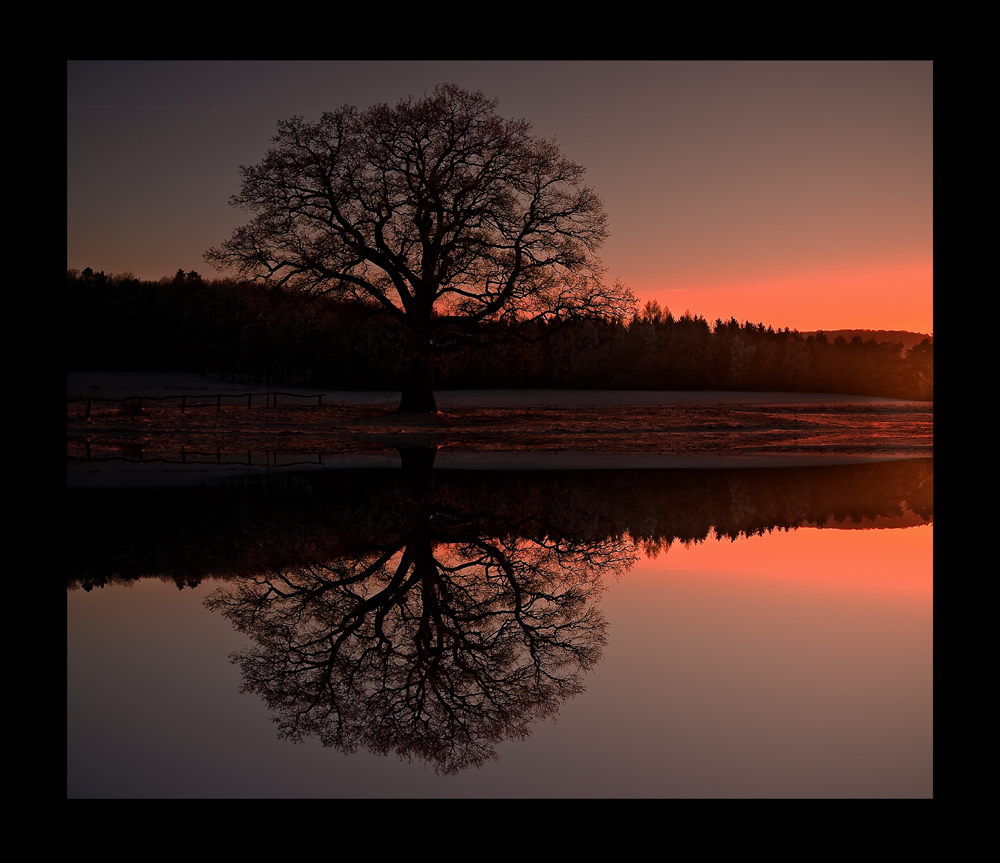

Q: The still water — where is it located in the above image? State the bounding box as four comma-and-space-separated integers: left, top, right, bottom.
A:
67, 458, 932, 797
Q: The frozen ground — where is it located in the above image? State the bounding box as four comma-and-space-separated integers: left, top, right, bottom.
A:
67, 372, 933, 486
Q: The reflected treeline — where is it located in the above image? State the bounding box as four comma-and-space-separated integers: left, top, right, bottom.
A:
67, 456, 932, 592
68, 455, 931, 773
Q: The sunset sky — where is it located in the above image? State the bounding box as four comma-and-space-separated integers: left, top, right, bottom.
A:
67, 61, 933, 335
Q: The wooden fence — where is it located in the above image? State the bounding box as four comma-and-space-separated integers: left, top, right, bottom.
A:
67, 390, 326, 418
68, 440, 328, 469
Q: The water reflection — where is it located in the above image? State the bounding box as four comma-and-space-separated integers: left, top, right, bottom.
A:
68, 454, 932, 777
207, 530, 623, 773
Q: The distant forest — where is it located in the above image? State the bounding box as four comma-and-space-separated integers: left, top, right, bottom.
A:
68, 268, 933, 400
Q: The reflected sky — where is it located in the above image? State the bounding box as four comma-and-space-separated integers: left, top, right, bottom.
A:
67, 461, 931, 797
596, 525, 931, 797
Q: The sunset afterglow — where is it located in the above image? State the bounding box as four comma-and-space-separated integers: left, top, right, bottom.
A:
68, 62, 933, 798
643, 255, 934, 334
67, 61, 932, 337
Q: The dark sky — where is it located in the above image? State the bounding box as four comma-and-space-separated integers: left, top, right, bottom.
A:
67, 61, 932, 333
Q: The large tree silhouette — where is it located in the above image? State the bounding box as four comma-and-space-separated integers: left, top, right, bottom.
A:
205, 84, 634, 411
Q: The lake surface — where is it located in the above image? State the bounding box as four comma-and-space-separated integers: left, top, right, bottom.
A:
67, 457, 932, 797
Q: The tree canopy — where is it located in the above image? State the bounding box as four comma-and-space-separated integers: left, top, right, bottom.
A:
205, 84, 634, 411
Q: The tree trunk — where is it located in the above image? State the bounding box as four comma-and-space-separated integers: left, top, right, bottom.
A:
397, 350, 438, 413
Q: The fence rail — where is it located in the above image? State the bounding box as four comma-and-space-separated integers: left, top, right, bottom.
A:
67, 443, 329, 470
67, 390, 326, 418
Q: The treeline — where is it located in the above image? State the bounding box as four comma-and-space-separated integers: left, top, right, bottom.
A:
67, 268, 933, 400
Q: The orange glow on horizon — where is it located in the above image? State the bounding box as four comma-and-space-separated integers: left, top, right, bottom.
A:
631, 256, 933, 336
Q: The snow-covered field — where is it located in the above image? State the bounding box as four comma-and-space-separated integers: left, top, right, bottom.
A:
67, 371, 933, 486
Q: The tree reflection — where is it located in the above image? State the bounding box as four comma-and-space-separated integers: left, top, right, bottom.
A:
70, 453, 932, 772
205, 450, 633, 774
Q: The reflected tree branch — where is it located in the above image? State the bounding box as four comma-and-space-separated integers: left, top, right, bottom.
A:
206, 482, 633, 773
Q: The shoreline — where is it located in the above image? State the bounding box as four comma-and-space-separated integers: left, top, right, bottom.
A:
68, 371, 932, 488
68, 451, 930, 488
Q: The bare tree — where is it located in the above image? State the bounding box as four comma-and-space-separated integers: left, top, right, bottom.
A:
205, 84, 634, 411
